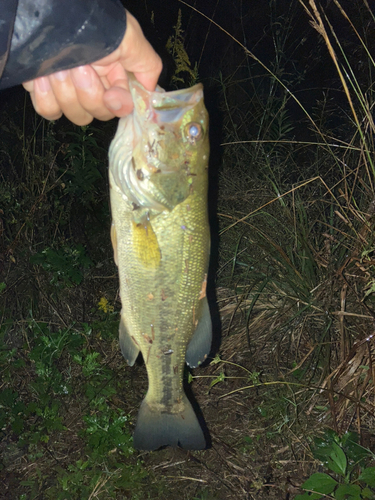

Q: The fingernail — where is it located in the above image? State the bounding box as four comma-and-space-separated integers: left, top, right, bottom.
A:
36, 76, 51, 93
71, 66, 92, 89
53, 70, 69, 82
107, 99, 122, 111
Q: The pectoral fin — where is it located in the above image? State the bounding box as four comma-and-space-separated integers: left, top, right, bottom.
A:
119, 317, 140, 366
186, 297, 212, 368
132, 220, 161, 268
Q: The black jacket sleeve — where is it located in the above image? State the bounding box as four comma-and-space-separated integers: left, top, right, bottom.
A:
0, 0, 127, 90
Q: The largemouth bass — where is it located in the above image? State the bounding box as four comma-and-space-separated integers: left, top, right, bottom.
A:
108, 74, 211, 450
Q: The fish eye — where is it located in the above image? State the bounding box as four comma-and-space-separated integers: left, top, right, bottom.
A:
185, 122, 202, 144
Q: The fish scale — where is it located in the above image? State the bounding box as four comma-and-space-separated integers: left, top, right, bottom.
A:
109, 74, 211, 450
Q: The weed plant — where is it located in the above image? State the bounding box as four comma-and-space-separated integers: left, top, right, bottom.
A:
0, 309, 158, 498
296, 430, 375, 499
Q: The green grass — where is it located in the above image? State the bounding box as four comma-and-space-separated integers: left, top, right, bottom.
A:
0, 309, 156, 499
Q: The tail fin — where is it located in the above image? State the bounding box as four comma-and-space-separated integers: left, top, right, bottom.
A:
133, 393, 205, 451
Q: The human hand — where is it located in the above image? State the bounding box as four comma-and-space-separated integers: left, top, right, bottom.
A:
22, 11, 162, 125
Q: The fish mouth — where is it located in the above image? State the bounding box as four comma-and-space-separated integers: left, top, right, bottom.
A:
148, 85, 204, 125
128, 72, 203, 120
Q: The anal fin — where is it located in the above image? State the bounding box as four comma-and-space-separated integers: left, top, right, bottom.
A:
119, 316, 140, 366
186, 297, 212, 368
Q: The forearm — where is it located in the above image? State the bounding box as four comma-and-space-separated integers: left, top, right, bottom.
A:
0, 0, 126, 90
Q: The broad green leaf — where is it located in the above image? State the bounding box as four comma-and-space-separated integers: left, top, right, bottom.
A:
361, 486, 375, 498
11, 415, 24, 434
342, 432, 371, 465
335, 483, 362, 500
340, 431, 358, 447
327, 442, 347, 476
302, 472, 338, 494
0, 388, 18, 406
313, 429, 340, 465
358, 467, 375, 487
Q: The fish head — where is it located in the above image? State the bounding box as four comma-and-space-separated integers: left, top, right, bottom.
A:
109, 74, 209, 219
